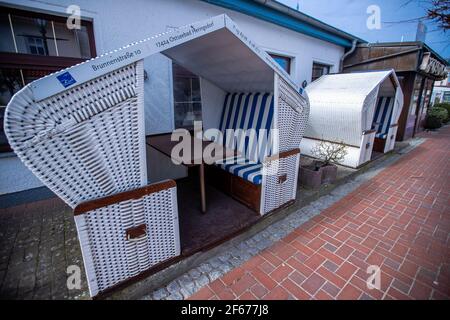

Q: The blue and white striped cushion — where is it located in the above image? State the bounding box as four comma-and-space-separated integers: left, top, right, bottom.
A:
372, 96, 394, 139
214, 92, 274, 185
218, 156, 263, 185
218, 92, 274, 163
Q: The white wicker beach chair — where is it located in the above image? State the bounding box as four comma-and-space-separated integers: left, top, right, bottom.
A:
4, 60, 180, 297
301, 70, 403, 168
4, 61, 148, 207
261, 76, 309, 214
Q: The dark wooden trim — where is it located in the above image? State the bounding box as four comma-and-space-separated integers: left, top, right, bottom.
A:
278, 174, 287, 184
264, 199, 296, 216
0, 52, 86, 70
73, 180, 177, 215
343, 48, 420, 69
264, 148, 300, 163
206, 165, 261, 213
1, 5, 92, 24
86, 22, 97, 57
145, 132, 175, 138
362, 129, 376, 135
0, 5, 96, 59
303, 136, 359, 148
389, 123, 398, 128
126, 224, 147, 240
373, 137, 386, 153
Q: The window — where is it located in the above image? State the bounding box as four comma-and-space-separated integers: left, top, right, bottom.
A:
0, 11, 94, 59
269, 53, 291, 74
0, 6, 96, 152
409, 75, 423, 115
312, 62, 331, 82
27, 36, 46, 55
172, 63, 202, 130
443, 91, 450, 102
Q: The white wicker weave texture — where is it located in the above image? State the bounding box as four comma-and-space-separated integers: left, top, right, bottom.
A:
74, 186, 180, 296
4, 62, 147, 208
262, 154, 300, 214
260, 78, 307, 214
277, 78, 310, 152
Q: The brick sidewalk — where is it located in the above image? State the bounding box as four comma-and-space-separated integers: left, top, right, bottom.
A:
190, 127, 450, 300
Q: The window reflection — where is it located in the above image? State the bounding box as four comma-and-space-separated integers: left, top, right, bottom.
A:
172, 63, 202, 130
0, 11, 92, 59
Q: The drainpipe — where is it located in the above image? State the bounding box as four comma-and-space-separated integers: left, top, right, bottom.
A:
339, 39, 357, 72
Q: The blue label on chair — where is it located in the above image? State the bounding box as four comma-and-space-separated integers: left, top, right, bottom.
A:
57, 72, 77, 88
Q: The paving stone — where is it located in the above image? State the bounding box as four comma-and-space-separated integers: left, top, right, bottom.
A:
207, 269, 223, 282
166, 280, 181, 294
166, 291, 183, 300
152, 287, 169, 300
194, 274, 209, 288
198, 263, 212, 273
188, 268, 201, 280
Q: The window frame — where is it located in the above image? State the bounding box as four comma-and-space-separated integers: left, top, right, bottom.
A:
172, 62, 202, 130
0, 6, 96, 153
1, 6, 96, 58
269, 53, 292, 74
311, 62, 332, 82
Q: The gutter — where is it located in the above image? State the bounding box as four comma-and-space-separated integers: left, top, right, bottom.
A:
201, 0, 363, 48
340, 39, 357, 72
253, 0, 365, 43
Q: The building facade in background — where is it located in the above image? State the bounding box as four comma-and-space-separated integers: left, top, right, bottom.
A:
343, 42, 448, 141
431, 64, 450, 104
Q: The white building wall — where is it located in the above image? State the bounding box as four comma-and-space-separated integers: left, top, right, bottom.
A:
0, 0, 346, 194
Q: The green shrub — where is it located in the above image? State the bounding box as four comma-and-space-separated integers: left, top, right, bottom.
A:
425, 115, 442, 129
428, 107, 448, 123
432, 102, 450, 122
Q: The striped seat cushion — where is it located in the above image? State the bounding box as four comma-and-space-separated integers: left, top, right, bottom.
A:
213, 92, 273, 185
217, 156, 263, 185
219, 92, 274, 163
372, 96, 394, 139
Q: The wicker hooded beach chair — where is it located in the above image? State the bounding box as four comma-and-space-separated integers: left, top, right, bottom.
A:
301, 70, 403, 168
4, 14, 309, 297
4, 60, 180, 297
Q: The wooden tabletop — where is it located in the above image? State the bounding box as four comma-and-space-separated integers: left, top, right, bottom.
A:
146, 133, 238, 166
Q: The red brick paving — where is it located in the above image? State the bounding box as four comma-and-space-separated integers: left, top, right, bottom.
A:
190, 127, 450, 300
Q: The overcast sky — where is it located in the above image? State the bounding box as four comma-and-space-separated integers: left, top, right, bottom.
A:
278, 0, 449, 59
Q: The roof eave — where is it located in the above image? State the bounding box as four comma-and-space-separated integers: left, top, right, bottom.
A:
201, 0, 365, 48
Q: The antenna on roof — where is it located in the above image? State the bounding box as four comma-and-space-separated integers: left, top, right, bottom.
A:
296, 1, 300, 10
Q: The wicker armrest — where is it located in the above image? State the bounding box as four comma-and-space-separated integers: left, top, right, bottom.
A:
74, 179, 176, 215
263, 148, 300, 164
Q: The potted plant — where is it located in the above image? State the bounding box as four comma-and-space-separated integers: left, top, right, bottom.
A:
300, 139, 348, 188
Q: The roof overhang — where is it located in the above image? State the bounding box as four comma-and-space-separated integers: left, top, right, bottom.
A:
29, 14, 299, 101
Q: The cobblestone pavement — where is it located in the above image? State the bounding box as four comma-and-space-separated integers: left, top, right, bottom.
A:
187, 127, 450, 300
0, 199, 89, 299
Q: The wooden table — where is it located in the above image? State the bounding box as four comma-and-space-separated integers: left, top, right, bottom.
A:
146, 133, 237, 213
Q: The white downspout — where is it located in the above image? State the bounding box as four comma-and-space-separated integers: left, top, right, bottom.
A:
340, 39, 358, 72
